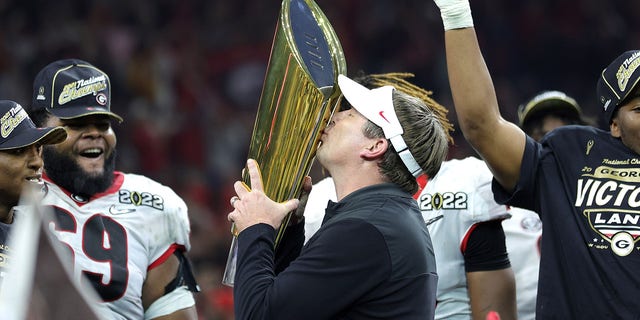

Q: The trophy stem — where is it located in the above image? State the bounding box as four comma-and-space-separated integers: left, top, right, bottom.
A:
222, 230, 239, 287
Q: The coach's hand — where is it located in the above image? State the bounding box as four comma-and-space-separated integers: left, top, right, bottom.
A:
228, 159, 300, 234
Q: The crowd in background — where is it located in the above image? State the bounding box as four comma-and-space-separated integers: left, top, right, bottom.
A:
0, 0, 638, 318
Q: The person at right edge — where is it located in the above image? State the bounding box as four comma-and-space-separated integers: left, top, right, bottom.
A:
431, 0, 640, 318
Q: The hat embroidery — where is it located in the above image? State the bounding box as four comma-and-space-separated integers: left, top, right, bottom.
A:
378, 110, 390, 123
616, 51, 640, 92
57, 75, 108, 106
1, 106, 27, 138
37, 86, 46, 101
96, 92, 108, 106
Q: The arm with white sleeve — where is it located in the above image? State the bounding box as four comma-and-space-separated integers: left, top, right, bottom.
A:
433, 0, 526, 192
143, 184, 199, 320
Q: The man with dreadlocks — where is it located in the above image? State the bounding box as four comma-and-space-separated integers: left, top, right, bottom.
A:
304, 73, 519, 320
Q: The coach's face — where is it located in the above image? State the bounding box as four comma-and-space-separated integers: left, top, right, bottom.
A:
316, 108, 372, 169
610, 86, 640, 155
43, 114, 117, 177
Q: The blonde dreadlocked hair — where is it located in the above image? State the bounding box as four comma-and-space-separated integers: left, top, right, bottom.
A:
354, 72, 452, 194
367, 72, 454, 143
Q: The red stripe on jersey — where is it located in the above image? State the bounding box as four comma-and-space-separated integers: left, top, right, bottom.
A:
93, 171, 125, 197
148, 243, 186, 271
460, 223, 479, 253
43, 171, 126, 205
413, 174, 429, 200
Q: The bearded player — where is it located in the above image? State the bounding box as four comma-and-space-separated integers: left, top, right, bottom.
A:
26, 59, 199, 319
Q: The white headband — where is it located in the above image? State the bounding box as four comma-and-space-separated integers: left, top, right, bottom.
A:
337, 74, 423, 177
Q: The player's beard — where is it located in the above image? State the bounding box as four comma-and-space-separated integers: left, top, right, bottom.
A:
42, 146, 117, 198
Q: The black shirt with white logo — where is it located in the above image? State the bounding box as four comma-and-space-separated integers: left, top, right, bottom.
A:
493, 125, 640, 319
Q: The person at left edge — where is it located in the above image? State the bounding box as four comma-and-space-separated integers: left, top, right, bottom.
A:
26, 59, 199, 320
227, 74, 450, 319
0, 100, 66, 290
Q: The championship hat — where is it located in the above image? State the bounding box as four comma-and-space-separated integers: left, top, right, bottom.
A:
337, 74, 423, 177
30, 59, 123, 123
597, 50, 640, 124
0, 100, 66, 150
517, 90, 583, 128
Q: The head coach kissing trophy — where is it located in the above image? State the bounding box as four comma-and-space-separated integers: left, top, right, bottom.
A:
222, 0, 346, 286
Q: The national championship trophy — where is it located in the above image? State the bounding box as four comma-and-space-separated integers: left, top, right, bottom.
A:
222, 0, 346, 286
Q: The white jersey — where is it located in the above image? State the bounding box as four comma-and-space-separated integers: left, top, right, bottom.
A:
417, 157, 511, 319
41, 171, 193, 320
304, 177, 337, 244
502, 207, 541, 320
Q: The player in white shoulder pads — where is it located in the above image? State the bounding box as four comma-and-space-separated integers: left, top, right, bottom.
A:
417, 157, 516, 320
502, 207, 541, 320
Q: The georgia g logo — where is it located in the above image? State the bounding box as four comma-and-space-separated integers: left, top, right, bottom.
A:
96, 93, 108, 106
587, 208, 640, 257
611, 232, 634, 256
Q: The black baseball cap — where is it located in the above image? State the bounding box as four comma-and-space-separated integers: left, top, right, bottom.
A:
31, 59, 123, 123
0, 100, 66, 150
597, 50, 640, 124
517, 90, 583, 127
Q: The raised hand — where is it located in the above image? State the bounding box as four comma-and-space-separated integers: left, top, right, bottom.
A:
228, 159, 300, 234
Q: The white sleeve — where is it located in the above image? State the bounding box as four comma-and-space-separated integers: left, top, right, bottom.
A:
150, 185, 192, 263
144, 286, 195, 320
168, 194, 191, 250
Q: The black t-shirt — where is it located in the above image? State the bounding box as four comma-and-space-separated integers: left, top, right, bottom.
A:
493, 125, 640, 319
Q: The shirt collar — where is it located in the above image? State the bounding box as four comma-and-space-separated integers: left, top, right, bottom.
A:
322, 183, 409, 224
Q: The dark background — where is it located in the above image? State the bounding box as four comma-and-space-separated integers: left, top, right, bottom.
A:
0, 0, 637, 318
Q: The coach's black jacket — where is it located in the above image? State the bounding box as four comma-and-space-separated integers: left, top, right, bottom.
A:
233, 183, 438, 319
